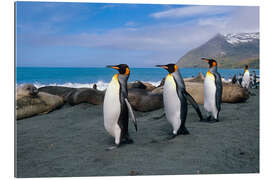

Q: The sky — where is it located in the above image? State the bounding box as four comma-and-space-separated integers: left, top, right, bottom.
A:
16, 2, 259, 67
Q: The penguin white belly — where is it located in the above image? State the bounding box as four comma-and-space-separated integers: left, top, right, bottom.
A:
163, 74, 181, 133
103, 75, 121, 137
242, 71, 250, 88
204, 74, 218, 116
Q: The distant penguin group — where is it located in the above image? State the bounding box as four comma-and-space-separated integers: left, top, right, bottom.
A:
103, 59, 249, 148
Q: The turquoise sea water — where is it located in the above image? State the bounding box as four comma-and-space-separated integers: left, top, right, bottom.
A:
16, 67, 259, 90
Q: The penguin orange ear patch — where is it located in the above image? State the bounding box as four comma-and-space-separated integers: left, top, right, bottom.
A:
125, 67, 130, 75
212, 62, 217, 66
174, 65, 178, 71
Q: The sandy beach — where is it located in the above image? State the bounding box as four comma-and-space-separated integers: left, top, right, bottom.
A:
16, 88, 259, 177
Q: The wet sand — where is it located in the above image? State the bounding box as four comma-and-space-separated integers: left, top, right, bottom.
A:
16, 89, 259, 177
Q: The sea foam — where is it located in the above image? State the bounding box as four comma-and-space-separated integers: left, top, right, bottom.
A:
17, 80, 162, 91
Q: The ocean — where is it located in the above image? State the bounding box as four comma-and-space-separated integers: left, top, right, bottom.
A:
16, 67, 260, 90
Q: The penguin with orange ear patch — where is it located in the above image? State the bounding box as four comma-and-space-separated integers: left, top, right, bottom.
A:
156, 63, 203, 139
201, 58, 223, 123
103, 64, 137, 150
241, 64, 250, 88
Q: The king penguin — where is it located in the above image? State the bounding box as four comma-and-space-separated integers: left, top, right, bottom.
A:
103, 64, 137, 149
241, 64, 250, 89
156, 64, 203, 139
201, 58, 223, 123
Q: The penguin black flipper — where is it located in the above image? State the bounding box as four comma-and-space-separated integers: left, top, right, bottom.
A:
124, 98, 137, 131
182, 90, 203, 121
213, 72, 223, 112
171, 74, 189, 134
178, 90, 188, 133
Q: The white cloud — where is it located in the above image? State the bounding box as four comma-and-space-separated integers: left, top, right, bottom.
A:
151, 5, 235, 19
23, 6, 259, 66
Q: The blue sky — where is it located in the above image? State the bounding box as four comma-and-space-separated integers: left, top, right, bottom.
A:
16, 2, 259, 67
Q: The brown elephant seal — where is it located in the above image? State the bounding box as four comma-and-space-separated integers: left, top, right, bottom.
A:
184, 72, 205, 83
185, 82, 249, 104
38, 86, 76, 102
152, 82, 249, 104
128, 81, 156, 91
151, 86, 163, 95
66, 88, 105, 105
16, 84, 39, 100
128, 81, 146, 89
128, 88, 163, 112
157, 78, 165, 87
141, 82, 156, 91
16, 91, 64, 120
39, 86, 105, 105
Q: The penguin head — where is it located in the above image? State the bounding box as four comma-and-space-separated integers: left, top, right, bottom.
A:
106, 64, 130, 75
201, 58, 217, 68
244, 64, 249, 70
156, 63, 178, 74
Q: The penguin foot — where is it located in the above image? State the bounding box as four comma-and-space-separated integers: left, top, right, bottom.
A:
178, 127, 190, 135
206, 118, 219, 123
200, 118, 209, 122
122, 138, 134, 144
166, 134, 176, 140
200, 116, 218, 123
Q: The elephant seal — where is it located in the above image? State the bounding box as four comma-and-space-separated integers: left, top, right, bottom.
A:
152, 82, 249, 104
16, 84, 38, 100
66, 88, 105, 105
184, 72, 205, 83
38, 86, 76, 102
39, 86, 105, 105
16, 84, 64, 120
128, 81, 156, 91
128, 88, 163, 112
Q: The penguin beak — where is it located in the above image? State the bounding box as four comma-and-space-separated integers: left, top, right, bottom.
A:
156, 65, 168, 69
106, 65, 120, 70
201, 58, 209, 62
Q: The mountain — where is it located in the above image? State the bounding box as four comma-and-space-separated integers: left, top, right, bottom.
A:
177, 32, 259, 68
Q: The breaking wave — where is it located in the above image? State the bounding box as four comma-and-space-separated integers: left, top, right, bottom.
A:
17, 80, 162, 91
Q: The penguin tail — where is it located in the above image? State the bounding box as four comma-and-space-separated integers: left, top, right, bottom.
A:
183, 90, 203, 121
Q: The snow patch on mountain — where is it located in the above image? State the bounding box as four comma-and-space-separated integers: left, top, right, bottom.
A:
224, 32, 259, 45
